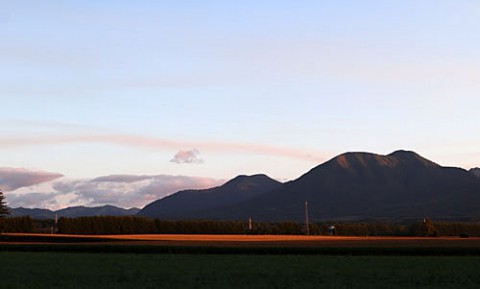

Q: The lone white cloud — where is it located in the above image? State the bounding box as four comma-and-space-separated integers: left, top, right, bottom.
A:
0, 167, 64, 191
170, 148, 204, 164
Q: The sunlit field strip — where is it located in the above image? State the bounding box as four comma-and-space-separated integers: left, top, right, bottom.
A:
5, 232, 480, 241
3, 233, 480, 255
4, 233, 480, 246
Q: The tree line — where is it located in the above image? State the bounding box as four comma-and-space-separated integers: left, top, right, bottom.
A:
0, 216, 34, 233
2, 215, 480, 237
53, 216, 480, 236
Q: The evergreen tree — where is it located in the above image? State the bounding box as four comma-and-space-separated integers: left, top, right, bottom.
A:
0, 189, 10, 217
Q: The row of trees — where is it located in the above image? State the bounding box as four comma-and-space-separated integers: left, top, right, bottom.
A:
57, 216, 309, 235
54, 216, 480, 236
0, 216, 34, 233
1, 214, 480, 236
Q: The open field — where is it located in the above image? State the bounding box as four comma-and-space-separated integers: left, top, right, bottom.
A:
2, 234, 480, 288
1, 252, 480, 289
2, 233, 480, 255
4, 233, 480, 245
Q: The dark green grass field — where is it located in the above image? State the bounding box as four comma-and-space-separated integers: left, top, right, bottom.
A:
1, 252, 480, 289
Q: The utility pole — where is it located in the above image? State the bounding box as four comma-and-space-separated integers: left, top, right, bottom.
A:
53, 213, 58, 234
305, 201, 310, 235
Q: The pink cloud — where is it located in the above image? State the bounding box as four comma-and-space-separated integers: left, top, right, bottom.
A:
0, 167, 64, 191
0, 133, 329, 162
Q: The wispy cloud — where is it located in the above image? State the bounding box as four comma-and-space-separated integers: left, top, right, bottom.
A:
0, 133, 328, 162
0, 167, 64, 191
170, 148, 204, 164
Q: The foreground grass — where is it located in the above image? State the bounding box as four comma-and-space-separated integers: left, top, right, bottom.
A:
1, 252, 479, 289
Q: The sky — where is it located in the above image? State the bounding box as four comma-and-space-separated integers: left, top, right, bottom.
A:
1, 1, 480, 210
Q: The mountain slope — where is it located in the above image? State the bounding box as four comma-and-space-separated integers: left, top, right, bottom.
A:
10, 205, 140, 219
138, 174, 282, 219
471, 168, 480, 178
56, 205, 140, 218
200, 150, 480, 221
10, 207, 55, 219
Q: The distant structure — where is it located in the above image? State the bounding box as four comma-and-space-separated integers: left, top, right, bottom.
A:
51, 213, 58, 234
248, 217, 253, 231
328, 225, 336, 236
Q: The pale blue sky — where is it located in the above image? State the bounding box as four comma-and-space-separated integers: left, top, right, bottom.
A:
1, 1, 480, 208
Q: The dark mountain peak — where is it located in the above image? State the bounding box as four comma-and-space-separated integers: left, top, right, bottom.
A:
228, 174, 278, 182
470, 168, 480, 178
388, 150, 439, 167
388, 149, 417, 157
236, 173, 273, 180
223, 174, 280, 189
326, 151, 399, 170
324, 150, 439, 171
138, 174, 282, 219
189, 174, 280, 196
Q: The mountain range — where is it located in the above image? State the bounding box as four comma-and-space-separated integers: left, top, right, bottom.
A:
10, 150, 480, 222
11, 205, 140, 219
138, 150, 480, 222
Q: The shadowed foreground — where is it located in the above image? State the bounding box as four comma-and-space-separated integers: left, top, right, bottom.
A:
1, 252, 480, 289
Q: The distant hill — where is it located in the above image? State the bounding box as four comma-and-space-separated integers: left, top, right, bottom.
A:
470, 168, 480, 178
192, 150, 480, 222
10, 207, 55, 219
56, 205, 140, 218
138, 174, 282, 219
10, 205, 140, 219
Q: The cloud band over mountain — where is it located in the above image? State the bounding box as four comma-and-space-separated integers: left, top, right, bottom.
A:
6, 173, 223, 209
